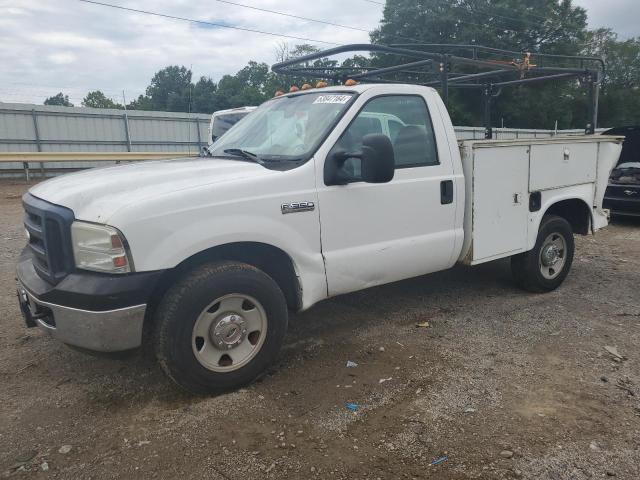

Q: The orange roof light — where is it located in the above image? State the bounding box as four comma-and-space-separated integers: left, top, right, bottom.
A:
344, 79, 359, 86
301, 83, 312, 90
316, 81, 328, 88
274, 90, 285, 97
289, 85, 299, 92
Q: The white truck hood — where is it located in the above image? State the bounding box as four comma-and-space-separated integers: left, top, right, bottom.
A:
29, 157, 272, 223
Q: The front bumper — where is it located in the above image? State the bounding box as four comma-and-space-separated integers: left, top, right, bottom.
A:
604, 184, 640, 217
603, 195, 640, 217
17, 285, 146, 352
16, 248, 163, 352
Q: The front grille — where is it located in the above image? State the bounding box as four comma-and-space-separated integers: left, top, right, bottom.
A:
22, 193, 75, 285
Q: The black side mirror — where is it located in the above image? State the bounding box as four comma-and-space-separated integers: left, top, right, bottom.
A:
324, 133, 395, 185
360, 133, 395, 183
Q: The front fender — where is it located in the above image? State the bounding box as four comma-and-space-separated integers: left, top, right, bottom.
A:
140, 213, 328, 310
108, 161, 328, 309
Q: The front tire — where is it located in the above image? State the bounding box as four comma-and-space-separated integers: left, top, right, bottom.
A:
511, 215, 575, 293
154, 261, 288, 395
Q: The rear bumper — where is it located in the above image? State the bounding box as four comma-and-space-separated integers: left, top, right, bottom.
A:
16, 248, 164, 352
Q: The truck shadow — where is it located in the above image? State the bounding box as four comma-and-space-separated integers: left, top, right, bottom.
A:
289, 259, 515, 336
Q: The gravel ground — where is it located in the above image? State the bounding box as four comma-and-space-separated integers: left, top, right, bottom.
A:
1, 180, 639, 479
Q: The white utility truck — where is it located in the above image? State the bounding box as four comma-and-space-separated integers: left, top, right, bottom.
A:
16, 82, 622, 393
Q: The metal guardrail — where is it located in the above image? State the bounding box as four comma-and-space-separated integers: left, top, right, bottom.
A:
0, 152, 197, 162
0, 151, 197, 181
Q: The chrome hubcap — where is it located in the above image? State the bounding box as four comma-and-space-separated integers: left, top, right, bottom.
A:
192, 294, 267, 372
539, 233, 567, 280
211, 314, 247, 348
541, 244, 561, 266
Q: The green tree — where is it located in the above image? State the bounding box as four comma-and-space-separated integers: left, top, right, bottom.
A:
584, 29, 640, 126
82, 90, 122, 109
369, 0, 590, 128
44, 92, 74, 107
372, 0, 587, 53
145, 65, 193, 112
191, 76, 218, 114
127, 94, 153, 111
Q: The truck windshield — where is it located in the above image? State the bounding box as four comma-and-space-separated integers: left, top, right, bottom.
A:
208, 92, 354, 163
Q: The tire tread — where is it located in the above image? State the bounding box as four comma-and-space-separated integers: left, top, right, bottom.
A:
511, 214, 575, 293
153, 260, 287, 395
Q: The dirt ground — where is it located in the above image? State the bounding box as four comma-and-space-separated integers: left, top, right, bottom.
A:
0, 180, 639, 480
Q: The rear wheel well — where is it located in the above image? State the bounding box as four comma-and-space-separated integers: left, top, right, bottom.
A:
144, 243, 301, 332
544, 199, 591, 235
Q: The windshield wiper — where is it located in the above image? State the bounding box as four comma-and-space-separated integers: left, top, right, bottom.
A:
223, 148, 262, 164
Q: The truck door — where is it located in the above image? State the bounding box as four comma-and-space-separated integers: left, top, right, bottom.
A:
317, 94, 457, 296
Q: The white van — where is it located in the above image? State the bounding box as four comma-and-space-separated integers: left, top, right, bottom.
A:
208, 107, 257, 143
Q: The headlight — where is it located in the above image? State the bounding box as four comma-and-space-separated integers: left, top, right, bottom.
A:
71, 222, 133, 274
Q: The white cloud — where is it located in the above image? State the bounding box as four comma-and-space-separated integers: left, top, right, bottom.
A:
47, 52, 78, 65
0, 0, 634, 106
577, 0, 639, 38
0, 0, 378, 104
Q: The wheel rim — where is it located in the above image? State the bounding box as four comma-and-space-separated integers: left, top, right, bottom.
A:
191, 294, 267, 372
538, 233, 567, 280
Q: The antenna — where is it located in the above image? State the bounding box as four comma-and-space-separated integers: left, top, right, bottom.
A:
187, 64, 194, 156
122, 90, 132, 156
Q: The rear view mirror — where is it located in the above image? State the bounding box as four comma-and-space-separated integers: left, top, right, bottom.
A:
324, 133, 395, 185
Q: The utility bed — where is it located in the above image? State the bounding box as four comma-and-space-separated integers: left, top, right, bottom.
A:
459, 135, 624, 265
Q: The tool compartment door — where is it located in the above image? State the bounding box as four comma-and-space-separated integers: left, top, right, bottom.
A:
472, 145, 529, 263
529, 142, 598, 190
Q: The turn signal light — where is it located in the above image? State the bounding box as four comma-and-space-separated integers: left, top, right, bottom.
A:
113, 256, 128, 268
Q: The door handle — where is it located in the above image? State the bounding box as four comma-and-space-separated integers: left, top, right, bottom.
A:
440, 180, 454, 205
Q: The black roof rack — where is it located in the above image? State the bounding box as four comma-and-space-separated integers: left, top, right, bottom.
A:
271, 44, 604, 138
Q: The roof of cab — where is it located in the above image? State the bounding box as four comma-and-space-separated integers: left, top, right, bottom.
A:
280, 83, 437, 98
211, 106, 257, 116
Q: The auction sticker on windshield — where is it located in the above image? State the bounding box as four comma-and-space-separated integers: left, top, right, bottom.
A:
313, 95, 351, 104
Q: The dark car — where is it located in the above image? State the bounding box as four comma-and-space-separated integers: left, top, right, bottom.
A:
603, 126, 640, 217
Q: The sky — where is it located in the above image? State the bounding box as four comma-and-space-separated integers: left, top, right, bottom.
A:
0, 0, 637, 106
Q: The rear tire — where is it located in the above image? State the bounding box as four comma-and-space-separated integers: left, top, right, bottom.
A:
153, 261, 288, 395
511, 215, 575, 293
